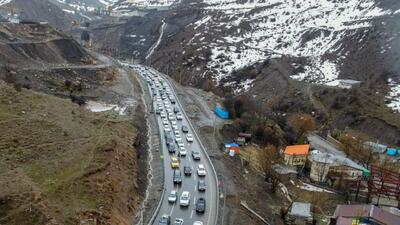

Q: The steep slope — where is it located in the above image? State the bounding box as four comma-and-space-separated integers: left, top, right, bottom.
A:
0, 23, 95, 68
0, 80, 141, 225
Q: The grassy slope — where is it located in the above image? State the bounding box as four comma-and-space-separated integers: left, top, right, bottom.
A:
0, 81, 140, 225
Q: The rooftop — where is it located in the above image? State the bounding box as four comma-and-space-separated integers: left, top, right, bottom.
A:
289, 202, 312, 218
332, 204, 400, 225
284, 144, 310, 156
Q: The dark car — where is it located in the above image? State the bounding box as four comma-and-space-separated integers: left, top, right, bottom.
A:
173, 106, 180, 114
168, 144, 176, 153
173, 169, 182, 184
197, 180, 206, 192
181, 125, 189, 133
195, 198, 206, 213
170, 98, 176, 104
166, 137, 174, 146
184, 166, 192, 176
192, 151, 201, 160
164, 131, 172, 139
156, 109, 161, 114
159, 214, 171, 225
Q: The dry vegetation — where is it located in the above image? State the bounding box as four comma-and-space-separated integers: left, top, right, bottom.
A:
0, 81, 141, 225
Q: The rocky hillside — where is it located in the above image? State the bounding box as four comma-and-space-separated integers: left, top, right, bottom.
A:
0, 22, 95, 67
0, 80, 141, 225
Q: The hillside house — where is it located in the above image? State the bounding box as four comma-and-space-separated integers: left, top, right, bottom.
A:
308, 150, 368, 183
338, 79, 361, 89
330, 204, 400, 225
364, 141, 387, 154
284, 144, 310, 166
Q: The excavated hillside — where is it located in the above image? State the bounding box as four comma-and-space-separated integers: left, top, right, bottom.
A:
0, 81, 141, 225
0, 21, 145, 225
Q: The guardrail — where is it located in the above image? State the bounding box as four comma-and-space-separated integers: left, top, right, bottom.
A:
160, 72, 220, 225
133, 69, 166, 225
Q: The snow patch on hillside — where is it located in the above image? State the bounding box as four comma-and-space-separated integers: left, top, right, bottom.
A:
386, 78, 400, 113
0, 0, 11, 6
193, 0, 395, 85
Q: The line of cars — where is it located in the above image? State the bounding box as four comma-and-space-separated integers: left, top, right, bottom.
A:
139, 66, 206, 225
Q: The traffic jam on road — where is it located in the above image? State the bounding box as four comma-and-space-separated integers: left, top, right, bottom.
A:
131, 65, 217, 225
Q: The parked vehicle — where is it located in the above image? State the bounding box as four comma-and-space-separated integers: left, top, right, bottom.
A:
173, 170, 182, 184
168, 190, 177, 203
159, 214, 171, 225
192, 151, 201, 160
173, 106, 180, 113
166, 137, 174, 147
193, 222, 203, 225
197, 180, 206, 192
173, 218, 183, 225
171, 156, 180, 169
179, 147, 187, 156
184, 166, 192, 176
176, 113, 183, 120
197, 164, 206, 176
195, 198, 206, 213
186, 133, 194, 142
179, 191, 190, 207
168, 144, 176, 153
181, 125, 189, 133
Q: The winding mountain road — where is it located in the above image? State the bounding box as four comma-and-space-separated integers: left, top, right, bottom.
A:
131, 64, 219, 225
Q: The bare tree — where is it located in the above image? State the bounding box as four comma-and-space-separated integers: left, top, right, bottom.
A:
258, 144, 281, 192
289, 113, 315, 143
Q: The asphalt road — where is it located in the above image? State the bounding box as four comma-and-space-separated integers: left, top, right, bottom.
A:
131, 64, 218, 225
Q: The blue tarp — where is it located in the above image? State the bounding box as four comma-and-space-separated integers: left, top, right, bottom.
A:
225, 143, 239, 148
215, 106, 229, 119
386, 148, 397, 156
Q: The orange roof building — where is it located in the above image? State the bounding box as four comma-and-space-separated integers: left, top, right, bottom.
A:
284, 144, 310, 155
283, 144, 310, 166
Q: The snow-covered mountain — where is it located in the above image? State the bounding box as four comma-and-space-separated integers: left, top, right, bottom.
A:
141, 0, 400, 112
189, 0, 398, 84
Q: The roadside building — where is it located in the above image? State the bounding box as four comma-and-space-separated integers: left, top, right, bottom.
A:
286, 202, 313, 224
308, 150, 368, 183
338, 79, 361, 89
330, 204, 400, 225
363, 141, 387, 154
273, 164, 298, 182
284, 144, 310, 166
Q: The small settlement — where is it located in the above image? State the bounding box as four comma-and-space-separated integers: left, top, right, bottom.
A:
221, 128, 400, 225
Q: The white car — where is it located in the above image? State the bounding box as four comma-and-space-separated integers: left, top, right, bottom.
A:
174, 130, 180, 136
168, 115, 175, 121
172, 124, 179, 131
174, 218, 184, 225
177, 141, 184, 148
180, 191, 190, 206
160, 112, 166, 118
186, 134, 194, 142
164, 125, 171, 132
197, 164, 206, 176
193, 221, 203, 225
179, 147, 187, 156
171, 121, 177, 126
168, 190, 177, 203
163, 119, 169, 125
175, 136, 182, 143
176, 113, 183, 120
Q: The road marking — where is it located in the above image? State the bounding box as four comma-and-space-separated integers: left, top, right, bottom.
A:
169, 203, 175, 216
194, 185, 197, 191
190, 210, 194, 219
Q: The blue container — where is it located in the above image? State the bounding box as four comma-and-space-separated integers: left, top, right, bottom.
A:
386, 148, 397, 156
215, 107, 229, 119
